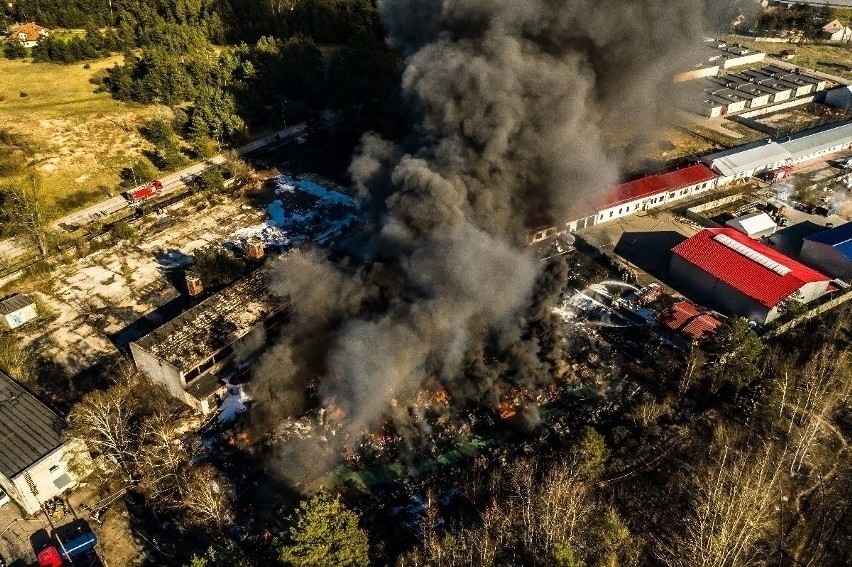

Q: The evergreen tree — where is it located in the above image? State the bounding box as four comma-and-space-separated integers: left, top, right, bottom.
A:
280, 491, 370, 567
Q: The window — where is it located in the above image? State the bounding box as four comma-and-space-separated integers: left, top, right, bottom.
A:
609, 211, 613, 217
49, 464, 72, 491
634, 204, 640, 210
618, 208, 622, 214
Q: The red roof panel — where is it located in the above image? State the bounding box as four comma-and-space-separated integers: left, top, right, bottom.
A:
660, 301, 701, 331
682, 313, 722, 340
672, 228, 830, 308
602, 164, 718, 208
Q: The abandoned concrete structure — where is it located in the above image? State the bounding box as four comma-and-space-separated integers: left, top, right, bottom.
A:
130, 269, 289, 413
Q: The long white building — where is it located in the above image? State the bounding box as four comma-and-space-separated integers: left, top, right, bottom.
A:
704, 121, 852, 183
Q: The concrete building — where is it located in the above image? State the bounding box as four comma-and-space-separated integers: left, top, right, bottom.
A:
0, 294, 37, 329
726, 212, 777, 239
8, 22, 48, 47
670, 228, 833, 325
130, 269, 289, 413
0, 370, 88, 516
800, 221, 852, 279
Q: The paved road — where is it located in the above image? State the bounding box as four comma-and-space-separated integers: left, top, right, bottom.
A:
0, 121, 312, 264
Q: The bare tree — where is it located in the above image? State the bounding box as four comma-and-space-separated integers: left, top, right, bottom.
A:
662, 444, 784, 567
1, 174, 53, 256
780, 347, 851, 475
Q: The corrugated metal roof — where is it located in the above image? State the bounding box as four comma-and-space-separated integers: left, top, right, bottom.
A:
706, 121, 852, 177
0, 294, 34, 316
672, 228, 831, 308
660, 301, 701, 331
603, 164, 718, 208
780, 122, 852, 161
682, 313, 722, 340
0, 370, 64, 479
705, 142, 789, 177
805, 221, 852, 259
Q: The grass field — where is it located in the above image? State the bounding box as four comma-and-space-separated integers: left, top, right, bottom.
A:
729, 36, 852, 81
0, 55, 168, 215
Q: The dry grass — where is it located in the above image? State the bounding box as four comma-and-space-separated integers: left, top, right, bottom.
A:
730, 36, 852, 81
0, 55, 169, 214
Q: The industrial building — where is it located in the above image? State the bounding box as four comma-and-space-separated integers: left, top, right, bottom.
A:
704, 120, 852, 182
0, 370, 88, 516
670, 228, 833, 325
0, 294, 37, 329
688, 65, 829, 118
130, 269, 289, 413
675, 41, 766, 83
800, 221, 852, 279
529, 164, 720, 243
726, 211, 777, 239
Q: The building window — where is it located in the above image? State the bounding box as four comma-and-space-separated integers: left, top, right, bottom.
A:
618, 208, 622, 214
609, 211, 613, 217
634, 204, 640, 210
49, 464, 72, 491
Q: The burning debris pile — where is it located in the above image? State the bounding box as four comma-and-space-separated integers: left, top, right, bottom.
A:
228, 175, 360, 252
244, 0, 735, 484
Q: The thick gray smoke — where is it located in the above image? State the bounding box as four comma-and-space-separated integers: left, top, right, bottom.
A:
250, 0, 746, 483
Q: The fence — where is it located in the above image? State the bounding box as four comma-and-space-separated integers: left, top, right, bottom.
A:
763, 288, 852, 338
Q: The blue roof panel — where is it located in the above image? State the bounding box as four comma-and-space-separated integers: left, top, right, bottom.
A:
806, 222, 852, 258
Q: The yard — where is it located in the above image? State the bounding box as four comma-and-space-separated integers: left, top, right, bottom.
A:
729, 36, 852, 81
0, 55, 167, 215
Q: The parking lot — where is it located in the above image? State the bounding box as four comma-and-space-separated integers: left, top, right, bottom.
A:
578, 209, 702, 283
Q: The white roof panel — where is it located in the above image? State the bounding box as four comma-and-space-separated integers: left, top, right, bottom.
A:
780, 122, 852, 161
704, 142, 790, 177
726, 212, 777, 237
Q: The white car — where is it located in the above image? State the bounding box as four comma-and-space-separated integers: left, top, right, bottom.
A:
0, 489, 9, 507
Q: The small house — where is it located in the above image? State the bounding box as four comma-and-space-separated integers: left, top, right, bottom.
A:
0, 294, 37, 329
0, 370, 90, 516
823, 19, 852, 42
9, 22, 48, 48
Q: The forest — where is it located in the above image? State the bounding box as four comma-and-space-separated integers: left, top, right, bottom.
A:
2, 0, 402, 140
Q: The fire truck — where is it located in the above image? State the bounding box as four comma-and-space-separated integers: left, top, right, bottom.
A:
123, 180, 163, 203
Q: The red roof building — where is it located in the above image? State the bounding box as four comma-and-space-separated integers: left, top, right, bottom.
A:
660, 301, 722, 341
529, 164, 720, 244
603, 164, 718, 208
670, 228, 832, 325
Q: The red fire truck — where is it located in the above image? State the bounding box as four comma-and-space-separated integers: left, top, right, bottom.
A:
123, 180, 163, 203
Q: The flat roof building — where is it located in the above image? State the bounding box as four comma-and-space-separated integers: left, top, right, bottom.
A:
670, 228, 833, 325
0, 294, 37, 329
130, 269, 289, 413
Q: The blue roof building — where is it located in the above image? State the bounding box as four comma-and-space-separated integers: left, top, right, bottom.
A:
800, 222, 852, 280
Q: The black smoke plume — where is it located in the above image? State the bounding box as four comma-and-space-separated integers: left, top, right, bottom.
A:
250, 0, 749, 483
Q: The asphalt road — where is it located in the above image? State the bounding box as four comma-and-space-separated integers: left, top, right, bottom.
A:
0, 122, 312, 265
